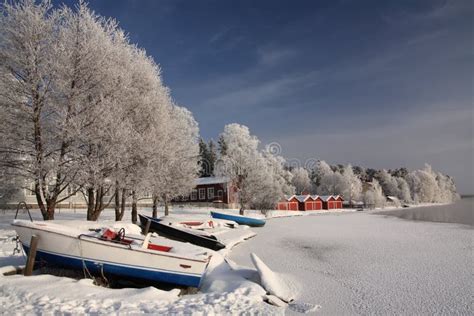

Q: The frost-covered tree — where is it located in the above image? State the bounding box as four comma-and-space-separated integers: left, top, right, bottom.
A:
363, 179, 385, 209
377, 169, 399, 197
56, 3, 138, 221
291, 167, 311, 194
215, 124, 262, 215
147, 105, 200, 217
215, 124, 294, 214
310, 160, 333, 193
396, 177, 411, 203
252, 148, 295, 211
0, 0, 199, 221
315, 161, 346, 196
405, 164, 459, 204
0, 0, 83, 219
435, 172, 460, 202
406, 164, 439, 203
341, 164, 362, 204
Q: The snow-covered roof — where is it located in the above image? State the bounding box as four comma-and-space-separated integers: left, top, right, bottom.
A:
194, 176, 230, 186
284, 194, 295, 201
294, 195, 312, 202
310, 195, 321, 200
319, 195, 334, 201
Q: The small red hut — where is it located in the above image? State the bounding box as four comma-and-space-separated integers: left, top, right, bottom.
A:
321, 195, 337, 210
277, 195, 328, 211
310, 195, 323, 210
277, 195, 299, 211
334, 195, 344, 209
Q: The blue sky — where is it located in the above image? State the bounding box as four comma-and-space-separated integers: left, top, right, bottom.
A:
54, 0, 473, 193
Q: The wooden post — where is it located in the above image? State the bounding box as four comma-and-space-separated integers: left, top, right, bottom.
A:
24, 235, 39, 276
143, 219, 151, 235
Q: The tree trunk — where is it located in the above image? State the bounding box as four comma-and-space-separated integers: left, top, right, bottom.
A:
114, 184, 120, 221
152, 195, 158, 218
87, 186, 110, 221
164, 194, 169, 216
118, 188, 126, 221
238, 192, 245, 215
46, 199, 56, 220
34, 181, 49, 220
87, 187, 94, 220
131, 190, 137, 223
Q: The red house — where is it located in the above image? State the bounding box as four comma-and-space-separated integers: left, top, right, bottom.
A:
321, 195, 336, 210
277, 195, 299, 211
334, 195, 344, 209
277, 195, 323, 211
310, 195, 323, 210
173, 177, 238, 207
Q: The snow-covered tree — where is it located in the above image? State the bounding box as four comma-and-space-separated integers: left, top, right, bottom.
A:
435, 173, 460, 202
406, 164, 439, 203
215, 124, 294, 214
0, 0, 77, 219
341, 164, 362, 204
215, 124, 262, 215
363, 179, 385, 209
147, 105, 200, 217
314, 161, 347, 196
310, 160, 332, 191
405, 164, 459, 204
0, 0, 200, 221
253, 148, 295, 211
291, 167, 311, 194
396, 177, 411, 203
377, 169, 399, 197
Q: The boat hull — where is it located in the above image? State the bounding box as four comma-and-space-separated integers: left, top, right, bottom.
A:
139, 214, 226, 251
210, 211, 266, 227
13, 222, 209, 288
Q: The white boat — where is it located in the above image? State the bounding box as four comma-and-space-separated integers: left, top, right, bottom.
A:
12, 220, 212, 288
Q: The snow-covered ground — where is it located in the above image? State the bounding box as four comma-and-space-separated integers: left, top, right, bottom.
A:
230, 209, 473, 315
1, 204, 471, 314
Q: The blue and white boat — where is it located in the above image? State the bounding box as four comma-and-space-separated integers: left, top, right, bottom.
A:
12, 220, 212, 288
210, 211, 266, 227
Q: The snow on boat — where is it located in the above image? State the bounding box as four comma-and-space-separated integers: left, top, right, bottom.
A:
161, 216, 238, 230
12, 220, 212, 288
210, 211, 266, 227
139, 214, 226, 251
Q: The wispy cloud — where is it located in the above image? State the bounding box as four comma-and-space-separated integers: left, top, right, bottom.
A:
209, 27, 230, 44
257, 46, 297, 66
202, 70, 320, 109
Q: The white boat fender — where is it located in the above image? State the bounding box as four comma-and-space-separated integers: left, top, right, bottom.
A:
142, 233, 152, 249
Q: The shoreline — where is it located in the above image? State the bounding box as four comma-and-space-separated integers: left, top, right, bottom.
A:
372, 198, 473, 226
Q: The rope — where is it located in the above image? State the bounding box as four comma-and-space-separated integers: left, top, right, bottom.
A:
78, 236, 95, 282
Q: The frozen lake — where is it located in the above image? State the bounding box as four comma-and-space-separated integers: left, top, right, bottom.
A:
230, 206, 473, 315
377, 197, 473, 226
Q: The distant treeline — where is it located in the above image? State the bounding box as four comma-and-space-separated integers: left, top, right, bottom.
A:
198, 137, 460, 209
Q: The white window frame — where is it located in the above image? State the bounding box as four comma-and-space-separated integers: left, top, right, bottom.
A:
191, 189, 197, 200
207, 187, 214, 200
217, 190, 223, 198
198, 188, 206, 200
